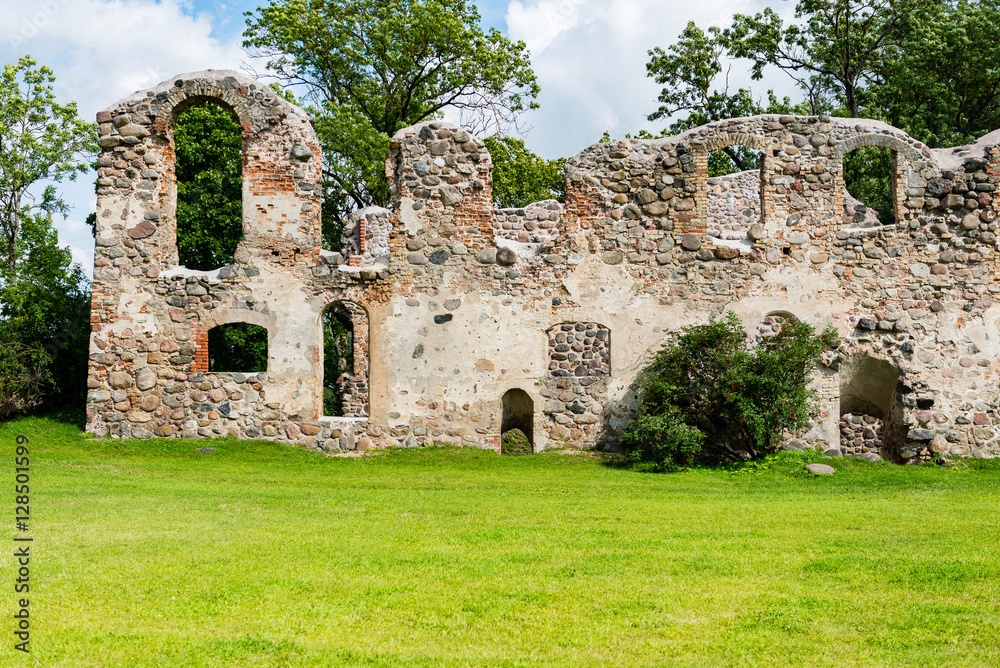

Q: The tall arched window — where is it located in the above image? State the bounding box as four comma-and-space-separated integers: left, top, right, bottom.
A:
174, 102, 243, 270
323, 301, 369, 417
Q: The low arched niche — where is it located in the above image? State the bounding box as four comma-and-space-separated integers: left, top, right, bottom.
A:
839, 354, 906, 461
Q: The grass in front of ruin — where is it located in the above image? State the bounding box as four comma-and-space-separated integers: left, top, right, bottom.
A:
1, 414, 999, 667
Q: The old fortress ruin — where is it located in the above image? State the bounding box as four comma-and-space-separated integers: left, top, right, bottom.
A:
86, 70, 1000, 462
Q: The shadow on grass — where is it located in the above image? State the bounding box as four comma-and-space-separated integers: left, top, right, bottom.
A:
6, 405, 88, 431
42, 405, 88, 430
596, 452, 630, 470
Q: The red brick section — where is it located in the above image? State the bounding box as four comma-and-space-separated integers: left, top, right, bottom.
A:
192, 329, 209, 373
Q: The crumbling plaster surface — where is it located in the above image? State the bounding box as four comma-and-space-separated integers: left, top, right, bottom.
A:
86, 71, 1000, 461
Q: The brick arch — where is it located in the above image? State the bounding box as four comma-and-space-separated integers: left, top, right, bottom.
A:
695, 132, 772, 154
152, 85, 254, 138
833, 132, 921, 162
208, 307, 274, 330
834, 133, 918, 225
763, 308, 801, 322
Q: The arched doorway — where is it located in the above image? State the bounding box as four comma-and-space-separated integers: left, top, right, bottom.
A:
501, 389, 534, 454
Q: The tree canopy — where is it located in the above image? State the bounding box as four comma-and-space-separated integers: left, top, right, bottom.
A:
0, 56, 93, 416
1, 56, 94, 283
483, 136, 564, 209
649, 0, 1000, 147
244, 0, 539, 246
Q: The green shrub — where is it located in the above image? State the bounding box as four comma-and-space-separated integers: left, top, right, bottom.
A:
0, 341, 50, 417
501, 428, 533, 456
623, 311, 837, 470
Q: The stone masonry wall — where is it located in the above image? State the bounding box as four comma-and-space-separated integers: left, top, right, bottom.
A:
87, 71, 1000, 463
493, 200, 562, 243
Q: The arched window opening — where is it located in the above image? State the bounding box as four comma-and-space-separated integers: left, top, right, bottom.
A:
208, 323, 267, 373
323, 301, 369, 417
839, 355, 905, 462
501, 388, 534, 455
706, 145, 765, 240
175, 102, 243, 270
843, 146, 895, 227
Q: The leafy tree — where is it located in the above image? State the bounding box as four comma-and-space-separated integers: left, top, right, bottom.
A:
482, 136, 564, 208
646, 22, 767, 174
646, 22, 812, 176
623, 312, 837, 471
0, 56, 93, 416
875, 0, 1000, 147
723, 0, 937, 118
175, 103, 243, 271
244, 0, 539, 247
0, 212, 91, 416
1, 56, 94, 283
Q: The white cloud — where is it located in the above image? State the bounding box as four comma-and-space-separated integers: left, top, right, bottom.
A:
506, 0, 587, 53
1, 0, 250, 278
505, 0, 799, 160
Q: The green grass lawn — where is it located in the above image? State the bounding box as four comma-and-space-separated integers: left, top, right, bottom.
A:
1, 415, 998, 667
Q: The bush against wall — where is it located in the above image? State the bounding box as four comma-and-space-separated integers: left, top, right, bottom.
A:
623, 312, 837, 471
500, 427, 533, 456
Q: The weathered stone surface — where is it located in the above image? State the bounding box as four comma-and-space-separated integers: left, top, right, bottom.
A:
496, 247, 517, 266
805, 463, 836, 475
83, 72, 1000, 461
128, 221, 156, 239
602, 250, 624, 265
680, 233, 701, 251
135, 367, 157, 391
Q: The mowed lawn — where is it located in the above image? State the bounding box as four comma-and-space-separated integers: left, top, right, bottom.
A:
1, 416, 998, 667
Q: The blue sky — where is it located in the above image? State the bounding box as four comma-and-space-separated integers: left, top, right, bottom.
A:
0, 0, 796, 275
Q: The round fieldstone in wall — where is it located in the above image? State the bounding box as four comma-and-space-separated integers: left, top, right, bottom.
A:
429, 250, 451, 264
496, 247, 517, 266
680, 233, 701, 251
602, 250, 623, 265
135, 367, 157, 391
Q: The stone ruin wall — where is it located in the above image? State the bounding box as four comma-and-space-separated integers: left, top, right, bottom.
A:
86, 70, 1000, 462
